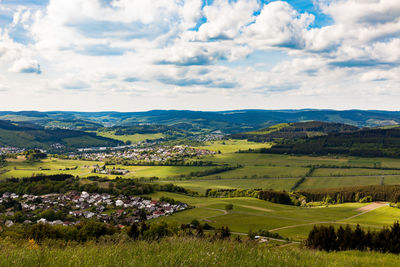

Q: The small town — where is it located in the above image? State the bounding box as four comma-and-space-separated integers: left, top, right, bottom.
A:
0, 191, 188, 228
72, 145, 216, 162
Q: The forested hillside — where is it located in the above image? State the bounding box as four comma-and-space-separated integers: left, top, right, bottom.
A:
0, 120, 122, 151
267, 128, 400, 157
1, 109, 400, 134
230, 121, 359, 142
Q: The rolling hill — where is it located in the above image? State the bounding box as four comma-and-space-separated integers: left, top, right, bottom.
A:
0, 120, 122, 152
1, 109, 400, 134
230, 121, 359, 142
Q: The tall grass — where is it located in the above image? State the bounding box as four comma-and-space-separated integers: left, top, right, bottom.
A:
0, 237, 400, 266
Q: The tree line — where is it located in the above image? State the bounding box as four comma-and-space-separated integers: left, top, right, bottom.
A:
306, 223, 400, 254
0, 174, 198, 197
299, 185, 400, 203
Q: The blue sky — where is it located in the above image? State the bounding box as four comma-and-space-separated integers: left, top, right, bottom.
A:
0, 0, 399, 111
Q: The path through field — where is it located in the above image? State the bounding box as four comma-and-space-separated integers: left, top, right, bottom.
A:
269, 202, 388, 232
343, 202, 388, 220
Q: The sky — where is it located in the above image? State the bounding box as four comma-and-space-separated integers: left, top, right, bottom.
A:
0, 0, 400, 111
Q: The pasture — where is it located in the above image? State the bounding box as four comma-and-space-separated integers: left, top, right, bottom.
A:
0, 158, 217, 179
149, 192, 400, 241
154, 178, 297, 194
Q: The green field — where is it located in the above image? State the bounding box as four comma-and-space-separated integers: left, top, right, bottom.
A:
297, 176, 388, 190
313, 168, 400, 177
155, 178, 297, 194
147, 192, 400, 241
197, 140, 269, 153
200, 165, 309, 179
0, 158, 217, 179
96, 131, 164, 143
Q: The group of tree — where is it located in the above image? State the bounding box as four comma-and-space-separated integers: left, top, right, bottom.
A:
0, 174, 198, 197
128, 220, 218, 241
299, 185, 400, 203
306, 223, 400, 254
205, 189, 260, 198
24, 150, 47, 161
0, 155, 6, 167
22, 221, 116, 242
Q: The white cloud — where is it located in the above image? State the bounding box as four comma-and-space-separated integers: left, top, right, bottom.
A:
244, 1, 314, 49
0, 0, 399, 111
188, 0, 259, 41
8, 58, 41, 74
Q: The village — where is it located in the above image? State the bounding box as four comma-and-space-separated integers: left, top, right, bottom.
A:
0, 191, 188, 228
72, 145, 216, 162
0, 146, 26, 155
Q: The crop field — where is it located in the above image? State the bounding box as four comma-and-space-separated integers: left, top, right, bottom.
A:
199, 165, 309, 179
96, 131, 164, 143
297, 176, 387, 190
155, 178, 298, 194
200, 150, 400, 169
0, 157, 99, 179
196, 140, 269, 153
312, 168, 400, 177
149, 192, 400, 241
118, 165, 216, 179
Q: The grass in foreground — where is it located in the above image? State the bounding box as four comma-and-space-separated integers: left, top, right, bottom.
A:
0, 237, 400, 267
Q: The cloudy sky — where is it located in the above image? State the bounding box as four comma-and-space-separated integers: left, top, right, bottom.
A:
0, 0, 399, 111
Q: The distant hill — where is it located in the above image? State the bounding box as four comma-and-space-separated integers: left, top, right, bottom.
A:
0, 120, 122, 152
230, 121, 359, 142
1, 110, 400, 134
266, 128, 400, 158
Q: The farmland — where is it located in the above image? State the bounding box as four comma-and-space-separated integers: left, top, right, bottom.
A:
0, 157, 217, 180
3, 139, 400, 245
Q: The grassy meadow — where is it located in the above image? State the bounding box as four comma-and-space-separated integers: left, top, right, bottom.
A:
148, 192, 400, 241
2, 237, 400, 267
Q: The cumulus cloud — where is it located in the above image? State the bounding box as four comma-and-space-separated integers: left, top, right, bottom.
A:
189, 0, 259, 41
8, 58, 41, 74
244, 1, 314, 49
0, 0, 400, 110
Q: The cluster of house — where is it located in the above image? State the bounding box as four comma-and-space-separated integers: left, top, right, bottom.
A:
73, 145, 216, 162
90, 165, 129, 175
192, 133, 224, 142
0, 146, 25, 155
0, 191, 188, 228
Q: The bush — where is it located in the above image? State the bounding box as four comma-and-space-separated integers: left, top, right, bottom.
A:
225, 204, 233, 211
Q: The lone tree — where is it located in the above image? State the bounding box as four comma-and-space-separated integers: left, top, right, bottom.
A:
225, 204, 233, 211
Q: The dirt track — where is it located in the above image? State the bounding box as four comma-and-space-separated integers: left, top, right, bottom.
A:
357, 202, 388, 212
